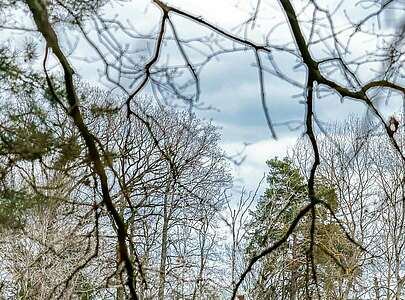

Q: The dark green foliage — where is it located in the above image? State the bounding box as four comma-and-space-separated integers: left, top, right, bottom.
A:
0, 97, 83, 232
0, 189, 42, 229
247, 157, 306, 250
0, 100, 54, 162
0, 124, 54, 161
0, 43, 44, 96
54, 134, 82, 168
246, 157, 356, 299
46, 0, 109, 24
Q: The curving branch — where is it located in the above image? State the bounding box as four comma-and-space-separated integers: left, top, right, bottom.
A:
26, 1, 139, 298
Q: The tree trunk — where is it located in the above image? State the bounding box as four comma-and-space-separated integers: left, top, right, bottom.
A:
192, 222, 207, 300
158, 187, 171, 300
116, 243, 125, 300
290, 234, 298, 300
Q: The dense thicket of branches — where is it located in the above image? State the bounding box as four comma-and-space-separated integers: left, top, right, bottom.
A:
0, 90, 231, 298
0, 0, 404, 299
243, 120, 405, 299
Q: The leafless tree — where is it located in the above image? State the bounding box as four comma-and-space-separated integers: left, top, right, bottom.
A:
0, 0, 405, 298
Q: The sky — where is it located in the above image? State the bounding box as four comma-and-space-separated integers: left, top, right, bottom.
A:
136, 0, 403, 191
89, 0, 404, 192
8, 0, 404, 193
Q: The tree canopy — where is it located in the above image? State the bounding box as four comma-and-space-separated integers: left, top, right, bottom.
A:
0, 0, 404, 299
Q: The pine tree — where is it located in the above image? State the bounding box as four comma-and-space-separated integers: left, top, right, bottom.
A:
246, 157, 358, 299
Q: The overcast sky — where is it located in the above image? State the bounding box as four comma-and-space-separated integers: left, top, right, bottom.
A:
138, 0, 403, 191
14, 0, 403, 193
94, 0, 404, 191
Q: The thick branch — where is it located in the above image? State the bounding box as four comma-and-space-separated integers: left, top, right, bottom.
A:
231, 199, 319, 299
26, 1, 139, 298
279, 0, 405, 161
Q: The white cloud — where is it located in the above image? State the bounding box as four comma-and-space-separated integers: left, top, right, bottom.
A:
223, 135, 299, 191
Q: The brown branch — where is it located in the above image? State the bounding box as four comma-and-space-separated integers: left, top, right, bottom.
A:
279, 0, 405, 162
231, 199, 320, 300
26, 1, 139, 298
152, 0, 272, 53
126, 11, 168, 104
255, 51, 277, 139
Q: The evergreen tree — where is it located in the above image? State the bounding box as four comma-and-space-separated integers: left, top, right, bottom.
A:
246, 157, 358, 300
